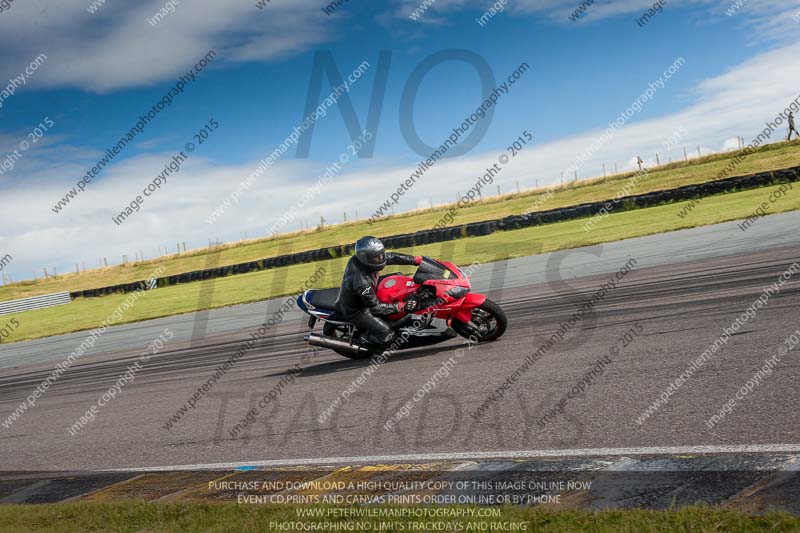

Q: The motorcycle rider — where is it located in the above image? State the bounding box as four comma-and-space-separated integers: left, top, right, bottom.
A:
336, 236, 422, 347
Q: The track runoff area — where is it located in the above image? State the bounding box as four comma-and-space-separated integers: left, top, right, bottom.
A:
1, 212, 800, 519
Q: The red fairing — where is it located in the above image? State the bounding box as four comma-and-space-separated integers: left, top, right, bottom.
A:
377, 275, 419, 303
374, 259, 488, 324
454, 293, 486, 323
376, 275, 419, 321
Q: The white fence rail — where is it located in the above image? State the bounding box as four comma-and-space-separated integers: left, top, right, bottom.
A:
0, 292, 71, 316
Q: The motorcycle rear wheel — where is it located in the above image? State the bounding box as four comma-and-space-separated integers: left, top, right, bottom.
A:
452, 299, 507, 342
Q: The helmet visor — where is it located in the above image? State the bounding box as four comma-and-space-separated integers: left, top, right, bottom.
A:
367, 251, 386, 265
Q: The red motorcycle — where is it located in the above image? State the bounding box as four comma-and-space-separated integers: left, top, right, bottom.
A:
298, 257, 507, 359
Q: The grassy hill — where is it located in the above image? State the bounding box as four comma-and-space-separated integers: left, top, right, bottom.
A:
1, 141, 798, 306
4, 178, 800, 343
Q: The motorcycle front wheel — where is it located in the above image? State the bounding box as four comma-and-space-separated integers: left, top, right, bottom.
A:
452, 299, 507, 343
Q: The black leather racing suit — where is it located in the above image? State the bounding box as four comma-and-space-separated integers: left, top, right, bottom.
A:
335, 252, 419, 346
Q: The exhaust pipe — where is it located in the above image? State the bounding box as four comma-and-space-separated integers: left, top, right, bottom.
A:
305, 333, 372, 356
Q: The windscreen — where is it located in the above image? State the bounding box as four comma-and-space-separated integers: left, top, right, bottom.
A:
413, 257, 460, 283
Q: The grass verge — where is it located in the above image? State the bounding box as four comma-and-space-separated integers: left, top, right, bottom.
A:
0, 502, 798, 532
2, 141, 799, 302
3, 181, 798, 344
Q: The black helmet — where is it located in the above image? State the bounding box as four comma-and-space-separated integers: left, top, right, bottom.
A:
354, 236, 386, 272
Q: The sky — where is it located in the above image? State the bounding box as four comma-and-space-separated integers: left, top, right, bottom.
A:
0, 0, 799, 281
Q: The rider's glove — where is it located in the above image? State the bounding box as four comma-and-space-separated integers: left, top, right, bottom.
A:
400, 298, 420, 312
414, 256, 422, 265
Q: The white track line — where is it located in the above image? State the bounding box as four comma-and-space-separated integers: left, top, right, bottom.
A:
105, 444, 800, 472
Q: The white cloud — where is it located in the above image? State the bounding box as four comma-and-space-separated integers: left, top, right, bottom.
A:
2, 41, 800, 280
394, 0, 800, 41
0, 0, 792, 94
0, 0, 332, 92
1, 1, 800, 280
722, 136, 741, 151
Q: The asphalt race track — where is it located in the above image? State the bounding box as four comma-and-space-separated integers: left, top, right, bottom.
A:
1, 212, 799, 472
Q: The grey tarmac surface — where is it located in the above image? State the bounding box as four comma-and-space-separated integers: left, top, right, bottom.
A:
2, 209, 799, 371
0, 211, 799, 471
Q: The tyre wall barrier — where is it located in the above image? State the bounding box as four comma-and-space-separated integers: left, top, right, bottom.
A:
70, 166, 799, 299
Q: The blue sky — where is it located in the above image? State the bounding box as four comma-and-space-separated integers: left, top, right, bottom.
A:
0, 0, 798, 280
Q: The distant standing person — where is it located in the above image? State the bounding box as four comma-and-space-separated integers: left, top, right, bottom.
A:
789, 111, 799, 141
